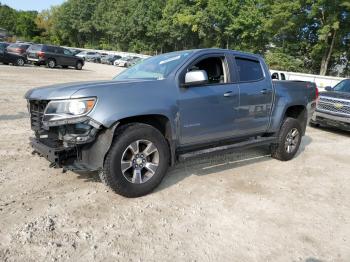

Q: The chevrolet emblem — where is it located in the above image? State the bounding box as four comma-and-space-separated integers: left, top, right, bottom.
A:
334, 103, 344, 109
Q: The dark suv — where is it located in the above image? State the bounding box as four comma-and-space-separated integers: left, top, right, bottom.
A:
27, 44, 84, 70
6, 43, 31, 57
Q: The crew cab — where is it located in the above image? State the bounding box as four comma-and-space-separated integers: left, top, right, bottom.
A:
310, 79, 350, 131
25, 49, 318, 197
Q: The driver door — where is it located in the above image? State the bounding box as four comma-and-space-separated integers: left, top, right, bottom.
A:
178, 54, 239, 146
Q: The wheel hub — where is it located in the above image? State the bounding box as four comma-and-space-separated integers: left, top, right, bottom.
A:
121, 140, 159, 184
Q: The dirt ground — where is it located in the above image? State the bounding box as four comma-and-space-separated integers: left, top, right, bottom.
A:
0, 62, 349, 262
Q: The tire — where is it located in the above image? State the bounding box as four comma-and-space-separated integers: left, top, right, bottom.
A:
75, 61, 83, 70
271, 117, 302, 161
3, 62, 9, 65
16, 58, 25, 66
47, 59, 56, 69
100, 123, 170, 197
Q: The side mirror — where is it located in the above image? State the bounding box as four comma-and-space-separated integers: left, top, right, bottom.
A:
324, 86, 333, 91
183, 70, 208, 87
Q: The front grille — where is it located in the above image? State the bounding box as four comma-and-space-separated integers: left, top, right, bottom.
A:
29, 100, 49, 131
317, 96, 350, 116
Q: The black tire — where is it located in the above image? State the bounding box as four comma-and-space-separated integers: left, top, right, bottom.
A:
16, 58, 25, 66
100, 123, 170, 197
3, 62, 9, 65
47, 59, 56, 69
75, 61, 83, 70
271, 117, 302, 161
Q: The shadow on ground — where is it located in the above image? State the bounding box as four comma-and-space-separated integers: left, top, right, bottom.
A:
73, 135, 313, 192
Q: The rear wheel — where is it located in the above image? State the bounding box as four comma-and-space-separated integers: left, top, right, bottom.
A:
16, 58, 25, 66
100, 123, 170, 197
271, 117, 302, 161
47, 59, 56, 69
75, 61, 83, 70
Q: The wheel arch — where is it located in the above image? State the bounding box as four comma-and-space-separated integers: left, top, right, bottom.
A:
282, 105, 307, 135
115, 114, 176, 166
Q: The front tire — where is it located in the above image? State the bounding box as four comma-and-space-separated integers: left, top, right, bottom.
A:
100, 123, 170, 197
271, 117, 302, 161
75, 61, 83, 70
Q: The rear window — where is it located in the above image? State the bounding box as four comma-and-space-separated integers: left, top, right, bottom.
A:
235, 57, 264, 82
28, 45, 43, 51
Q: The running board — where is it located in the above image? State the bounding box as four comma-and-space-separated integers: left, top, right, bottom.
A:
178, 137, 277, 162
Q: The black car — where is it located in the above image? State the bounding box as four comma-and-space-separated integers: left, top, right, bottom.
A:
6, 42, 31, 57
310, 79, 350, 131
26, 44, 84, 70
101, 54, 122, 65
0, 42, 26, 66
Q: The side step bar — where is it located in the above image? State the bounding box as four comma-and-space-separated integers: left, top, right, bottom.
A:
178, 136, 277, 162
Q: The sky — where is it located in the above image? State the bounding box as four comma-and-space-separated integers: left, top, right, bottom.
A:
1, 0, 65, 11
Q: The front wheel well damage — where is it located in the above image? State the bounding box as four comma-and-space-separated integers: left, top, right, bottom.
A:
112, 115, 175, 166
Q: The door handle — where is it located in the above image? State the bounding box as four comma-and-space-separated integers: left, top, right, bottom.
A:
224, 91, 233, 97
260, 89, 271, 94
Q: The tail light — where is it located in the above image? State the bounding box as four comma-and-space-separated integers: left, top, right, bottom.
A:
37, 51, 45, 58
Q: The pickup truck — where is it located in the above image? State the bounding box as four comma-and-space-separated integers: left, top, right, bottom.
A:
310, 79, 350, 131
25, 48, 318, 197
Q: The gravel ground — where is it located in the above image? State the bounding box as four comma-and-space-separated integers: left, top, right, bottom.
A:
0, 62, 349, 262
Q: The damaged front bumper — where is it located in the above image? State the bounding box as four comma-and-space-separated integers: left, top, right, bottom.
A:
30, 120, 117, 172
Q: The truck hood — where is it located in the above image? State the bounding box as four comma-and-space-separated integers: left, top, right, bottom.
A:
24, 80, 140, 100
320, 91, 350, 100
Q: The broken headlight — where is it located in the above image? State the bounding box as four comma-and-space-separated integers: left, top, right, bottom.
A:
43, 98, 96, 125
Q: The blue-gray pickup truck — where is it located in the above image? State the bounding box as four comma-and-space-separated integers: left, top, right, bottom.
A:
25, 49, 318, 197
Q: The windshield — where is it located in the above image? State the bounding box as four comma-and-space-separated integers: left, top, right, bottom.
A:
333, 79, 350, 93
114, 51, 193, 81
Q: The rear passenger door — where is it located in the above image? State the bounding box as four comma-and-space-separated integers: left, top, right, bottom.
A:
234, 56, 273, 136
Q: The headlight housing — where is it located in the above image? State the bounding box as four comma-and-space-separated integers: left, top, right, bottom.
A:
43, 98, 96, 124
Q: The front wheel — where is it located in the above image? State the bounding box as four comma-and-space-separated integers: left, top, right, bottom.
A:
271, 117, 302, 161
100, 123, 170, 197
75, 61, 83, 70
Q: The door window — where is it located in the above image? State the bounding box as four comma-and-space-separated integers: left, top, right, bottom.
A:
188, 56, 227, 84
235, 57, 264, 82
63, 49, 72, 55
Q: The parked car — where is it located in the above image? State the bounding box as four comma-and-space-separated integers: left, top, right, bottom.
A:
113, 56, 126, 66
25, 48, 318, 197
26, 44, 84, 70
310, 79, 350, 131
0, 42, 26, 66
6, 42, 31, 57
116, 56, 135, 67
127, 57, 143, 67
101, 54, 122, 65
76, 51, 101, 62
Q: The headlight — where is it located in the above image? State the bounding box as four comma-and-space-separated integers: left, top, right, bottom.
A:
43, 98, 96, 124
